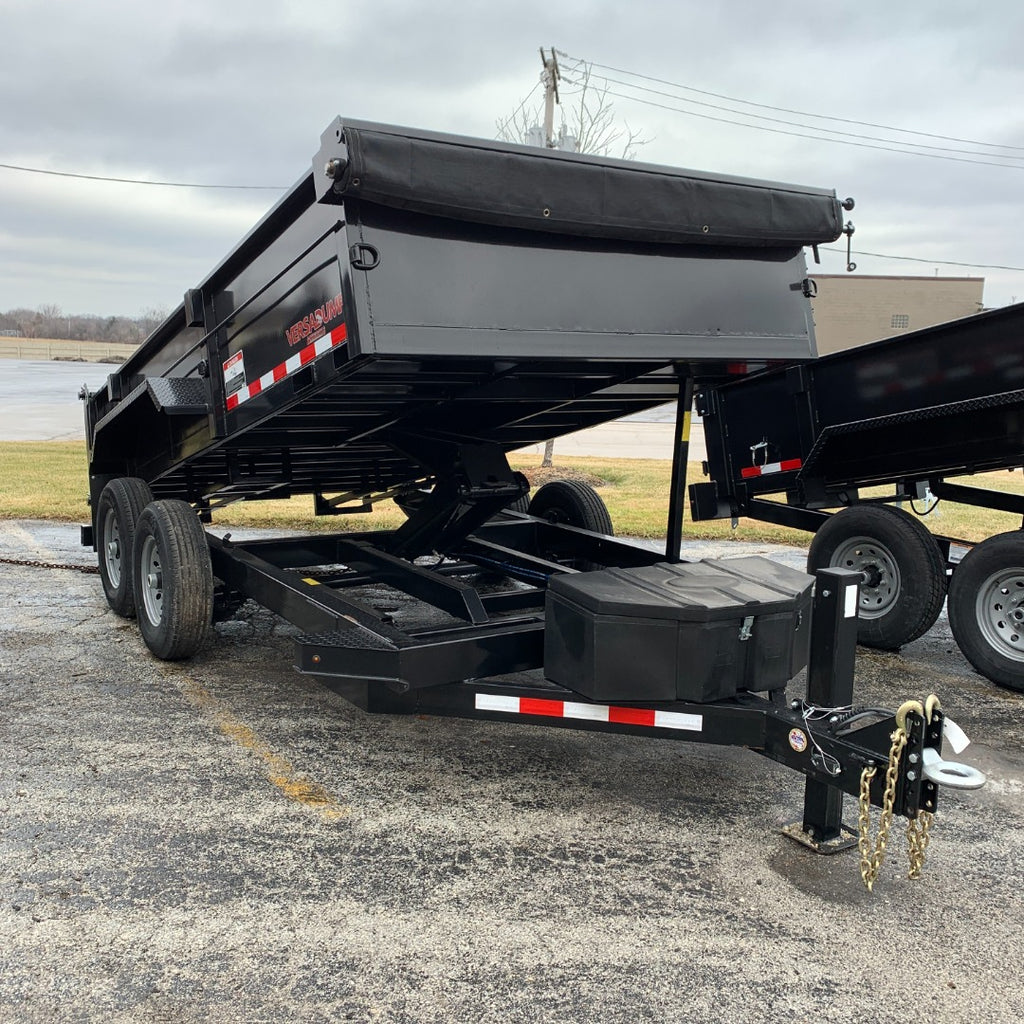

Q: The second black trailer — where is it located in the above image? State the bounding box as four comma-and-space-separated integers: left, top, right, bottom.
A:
691, 301, 1024, 692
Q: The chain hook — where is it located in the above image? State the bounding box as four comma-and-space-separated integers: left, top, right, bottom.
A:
895, 698, 924, 734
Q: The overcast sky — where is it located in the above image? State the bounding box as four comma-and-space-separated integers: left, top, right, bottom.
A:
2, 0, 1022, 318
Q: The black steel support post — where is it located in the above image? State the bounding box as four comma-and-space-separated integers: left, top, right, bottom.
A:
665, 374, 695, 563
799, 567, 862, 846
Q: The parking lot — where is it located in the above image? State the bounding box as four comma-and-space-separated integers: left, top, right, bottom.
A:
1, 518, 1022, 1023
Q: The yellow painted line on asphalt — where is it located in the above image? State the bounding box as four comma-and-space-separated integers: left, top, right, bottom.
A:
180, 678, 350, 821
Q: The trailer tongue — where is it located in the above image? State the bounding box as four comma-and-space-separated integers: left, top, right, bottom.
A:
82, 118, 983, 888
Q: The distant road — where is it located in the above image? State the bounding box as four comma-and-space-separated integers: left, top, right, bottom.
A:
0, 359, 111, 441
0, 360, 704, 459
515, 419, 706, 461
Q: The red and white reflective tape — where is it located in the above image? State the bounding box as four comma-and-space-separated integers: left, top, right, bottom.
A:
475, 693, 703, 732
225, 323, 348, 411
740, 458, 802, 479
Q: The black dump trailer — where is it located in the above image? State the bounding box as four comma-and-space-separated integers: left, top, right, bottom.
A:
82, 119, 983, 875
691, 302, 1024, 692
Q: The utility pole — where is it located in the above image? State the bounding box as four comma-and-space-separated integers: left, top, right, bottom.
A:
539, 47, 560, 149
539, 47, 561, 468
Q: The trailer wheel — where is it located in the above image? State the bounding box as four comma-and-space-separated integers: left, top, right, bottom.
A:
807, 505, 946, 650
528, 480, 613, 535
948, 532, 1024, 693
96, 477, 154, 617
504, 472, 532, 513
394, 486, 428, 516
133, 500, 214, 660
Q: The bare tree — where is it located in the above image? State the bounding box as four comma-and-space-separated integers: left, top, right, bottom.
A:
1, 306, 167, 344
138, 306, 169, 337
496, 58, 649, 160
497, 57, 649, 468
35, 303, 64, 338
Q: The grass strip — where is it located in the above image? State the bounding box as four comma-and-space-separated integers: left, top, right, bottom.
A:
1, 441, 1020, 547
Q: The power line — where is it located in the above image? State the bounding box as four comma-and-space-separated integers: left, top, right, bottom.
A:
820, 246, 1024, 273
0, 162, 286, 190
560, 69, 1024, 164
552, 54, 1024, 274
495, 79, 543, 138
6, 83, 543, 189
5, 94, 1022, 279
557, 81, 1024, 171
558, 51, 1024, 153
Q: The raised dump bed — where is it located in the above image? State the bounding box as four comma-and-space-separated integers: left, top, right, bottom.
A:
84, 117, 842, 524
80, 118, 984, 870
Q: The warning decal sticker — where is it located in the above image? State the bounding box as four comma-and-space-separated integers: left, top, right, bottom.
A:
224, 291, 348, 413
222, 351, 246, 398
225, 322, 348, 412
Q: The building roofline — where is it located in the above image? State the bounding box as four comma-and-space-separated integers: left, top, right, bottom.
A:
810, 273, 983, 283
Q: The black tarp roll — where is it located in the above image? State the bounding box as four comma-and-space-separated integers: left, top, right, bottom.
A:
316, 118, 844, 249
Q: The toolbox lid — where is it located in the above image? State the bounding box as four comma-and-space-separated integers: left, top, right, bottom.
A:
547, 557, 812, 623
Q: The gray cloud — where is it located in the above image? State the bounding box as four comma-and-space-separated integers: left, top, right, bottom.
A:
1, 0, 1021, 314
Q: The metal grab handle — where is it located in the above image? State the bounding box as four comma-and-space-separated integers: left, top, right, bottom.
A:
921, 747, 986, 790
842, 220, 857, 272
349, 243, 380, 271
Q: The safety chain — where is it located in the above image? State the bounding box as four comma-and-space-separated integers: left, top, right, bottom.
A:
0, 555, 99, 575
906, 811, 934, 880
907, 695, 942, 880
858, 724, 908, 891
857, 696, 939, 892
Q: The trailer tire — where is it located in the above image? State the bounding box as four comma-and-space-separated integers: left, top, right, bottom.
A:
504, 473, 532, 513
96, 477, 154, 617
527, 480, 613, 535
807, 504, 946, 650
133, 500, 214, 660
948, 532, 1024, 693
394, 486, 428, 516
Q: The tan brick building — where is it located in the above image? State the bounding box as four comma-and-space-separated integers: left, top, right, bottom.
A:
809, 274, 985, 355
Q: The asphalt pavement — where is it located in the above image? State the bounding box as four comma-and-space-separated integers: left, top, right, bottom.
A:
1, 365, 1020, 1021
1, 519, 1022, 1023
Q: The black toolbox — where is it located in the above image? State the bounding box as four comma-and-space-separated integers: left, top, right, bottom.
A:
544, 556, 813, 702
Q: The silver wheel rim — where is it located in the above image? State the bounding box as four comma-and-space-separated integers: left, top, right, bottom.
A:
831, 535, 900, 619
975, 568, 1024, 663
139, 534, 163, 626
102, 508, 122, 588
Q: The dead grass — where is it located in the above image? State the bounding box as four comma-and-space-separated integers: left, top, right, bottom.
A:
519, 465, 608, 489
1, 441, 1020, 547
